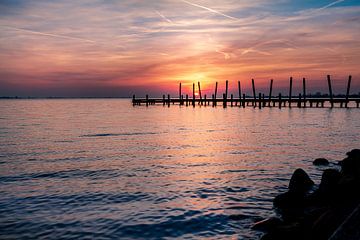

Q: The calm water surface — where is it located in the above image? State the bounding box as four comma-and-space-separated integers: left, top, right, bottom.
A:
0, 99, 359, 239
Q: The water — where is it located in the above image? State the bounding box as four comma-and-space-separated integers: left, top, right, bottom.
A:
0, 99, 359, 239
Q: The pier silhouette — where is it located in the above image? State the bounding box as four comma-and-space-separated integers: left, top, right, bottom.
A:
133, 75, 360, 108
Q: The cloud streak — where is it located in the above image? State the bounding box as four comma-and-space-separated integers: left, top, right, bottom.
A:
180, 0, 239, 20
1, 25, 96, 43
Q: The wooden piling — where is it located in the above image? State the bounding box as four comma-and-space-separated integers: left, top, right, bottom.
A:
167, 94, 170, 107
279, 93, 282, 109
132, 94, 135, 105
242, 94, 246, 108
259, 93, 262, 109
163, 94, 165, 106
231, 94, 233, 107
238, 81, 242, 103
179, 83, 182, 105
225, 80, 229, 100
186, 94, 188, 106
252, 79, 256, 107
212, 94, 215, 107
345, 75, 351, 108
204, 94, 207, 106
223, 93, 226, 108
214, 82, 218, 106
146, 94, 149, 106
269, 79, 273, 107
327, 75, 334, 108
289, 77, 293, 107
303, 78, 306, 108
198, 82, 202, 105
192, 83, 195, 107
298, 94, 301, 108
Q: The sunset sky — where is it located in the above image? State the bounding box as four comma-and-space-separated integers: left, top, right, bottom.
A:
0, 0, 359, 97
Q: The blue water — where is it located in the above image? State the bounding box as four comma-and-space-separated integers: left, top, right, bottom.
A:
0, 99, 359, 239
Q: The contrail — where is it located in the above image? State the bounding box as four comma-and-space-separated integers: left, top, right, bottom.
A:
180, 0, 239, 20
1, 25, 96, 43
155, 10, 173, 23
317, 0, 345, 11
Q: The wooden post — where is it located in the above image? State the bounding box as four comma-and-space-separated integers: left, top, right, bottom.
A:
259, 93, 262, 109
327, 75, 334, 108
204, 94, 207, 106
223, 93, 226, 108
289, 77, 292, 107
345, 75, 351, 108
214, 82, 218, 106
238, 81, 242, 105
242, 94, 246, 108
212, 94, 215, 107
132, 94, 135, 105
198, 82, 202, 105
268, 79, 273, 107
186, 94, 188, 106
279, 93, 282, 109
167, 94, 170, 107
179, 83, 182, 105
225, 80, 229, 100
146, 94, 149, 106
163, 94, 165, 106
303, 78, 306, 108
252, 79, 256, 107
192, 83, 195, 107
298, 94, 301, 108
231, 94, 233, 107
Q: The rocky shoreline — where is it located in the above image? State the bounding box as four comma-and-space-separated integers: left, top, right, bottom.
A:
252, 149, 360, 240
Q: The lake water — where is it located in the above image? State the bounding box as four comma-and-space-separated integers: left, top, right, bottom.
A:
0, 99, 359, 239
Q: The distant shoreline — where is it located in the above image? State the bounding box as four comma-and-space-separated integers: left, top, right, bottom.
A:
1, 94, 360, 100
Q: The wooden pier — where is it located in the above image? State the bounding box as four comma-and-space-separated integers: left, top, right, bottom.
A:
133, 75, 360, 108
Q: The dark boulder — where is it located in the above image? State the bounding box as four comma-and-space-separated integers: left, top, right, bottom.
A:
289, 168, 314, 193
339, 156, 360, 178
346, 149, 360, 159
252, 217, 283, 231
310, 169, 341, 204
313, 158, 329, 166
274, 191, 305, 209
319, 169, 340, 192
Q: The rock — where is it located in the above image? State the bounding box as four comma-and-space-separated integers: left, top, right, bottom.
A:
346, 149, 360, 159
311, 169, 341, 204
260, 222, 303, 240
319, 169, 341, 192
289, 168, 314, 193
339, 156, 360, 177
313, 158, 329, 166
274, 191, 304, 209
252, 217, 283, 231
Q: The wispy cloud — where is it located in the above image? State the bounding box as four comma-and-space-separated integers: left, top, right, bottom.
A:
317, 0, 345, 11
180, 0, 239, 20
155, 10, 173, 24
1, 25, 96, 43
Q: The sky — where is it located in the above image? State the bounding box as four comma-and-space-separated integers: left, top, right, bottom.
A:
0, 0, 359, 97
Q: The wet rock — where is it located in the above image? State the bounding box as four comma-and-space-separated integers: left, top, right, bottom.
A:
252, 217, 283, 231
310, 169, 341, 204
313, 158, 329, 166
339, 156, 360, 177
260, 222, 303, 240
319, 169, 340, 190
289, 168, 314, 193
346, 149, 360, 159
274, 191, 304, 209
